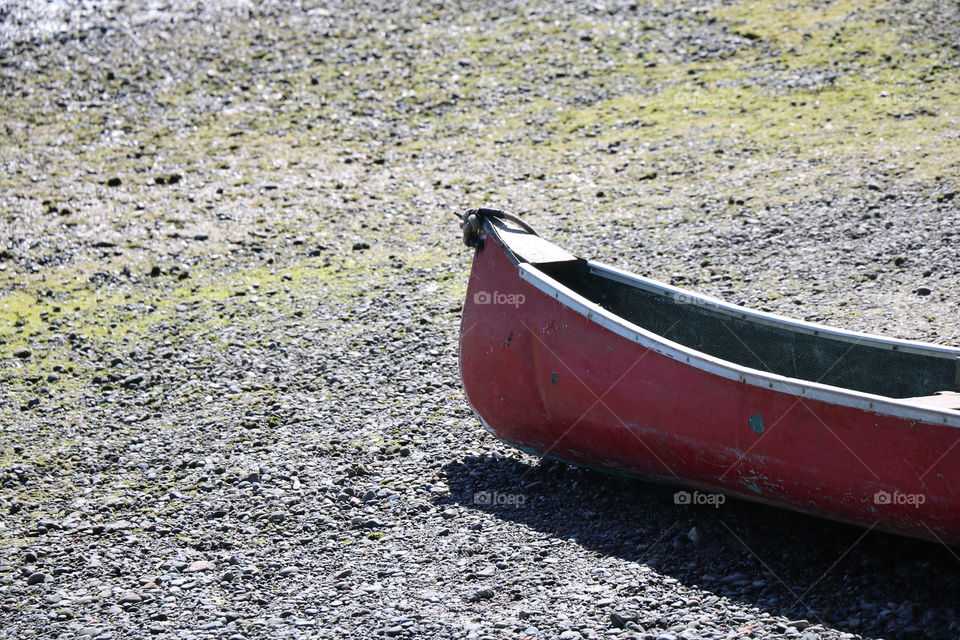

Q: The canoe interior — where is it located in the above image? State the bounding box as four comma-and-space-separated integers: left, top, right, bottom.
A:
532, 259, 958, 401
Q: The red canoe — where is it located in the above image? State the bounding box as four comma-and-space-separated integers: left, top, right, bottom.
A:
458, 209, 960, 544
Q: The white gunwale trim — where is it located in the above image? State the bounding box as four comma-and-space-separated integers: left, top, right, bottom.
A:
516, 263, 960, 428
588, 261, 960, 359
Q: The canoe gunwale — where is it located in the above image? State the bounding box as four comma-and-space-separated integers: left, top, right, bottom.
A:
478, 220, 960, 428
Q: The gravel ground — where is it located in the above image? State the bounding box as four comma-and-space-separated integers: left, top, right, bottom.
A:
1, 1, 959, 639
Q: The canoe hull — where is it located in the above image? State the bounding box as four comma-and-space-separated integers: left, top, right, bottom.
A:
460, 224, 960, 545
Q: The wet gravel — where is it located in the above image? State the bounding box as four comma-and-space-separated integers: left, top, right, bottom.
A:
1, 1, 960, 639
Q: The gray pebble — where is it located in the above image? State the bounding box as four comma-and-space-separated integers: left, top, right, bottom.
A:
184, 560, 214, 573
469, 587, 495, 601
26, 572, 47, 585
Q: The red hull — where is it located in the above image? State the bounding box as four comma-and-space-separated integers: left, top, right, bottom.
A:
460, 221, 960, 544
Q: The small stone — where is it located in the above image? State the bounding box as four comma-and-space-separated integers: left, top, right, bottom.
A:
26, 572, 47, 585
117, 592, 142, 604
469, 587, 495, 601
184, 560, 214, 573
106, 177, 122, 187
687, 526, 701, 544
221, 571, 236, 582
13, 349, 31, 359
333, 569, 352, 579
610, 612, 636, 629
105, 520, 133, 531
278, 566, 299, 577
915, 287, 932, 296
122, 373, 145, 387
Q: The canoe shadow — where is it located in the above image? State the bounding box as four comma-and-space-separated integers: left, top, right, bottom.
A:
438, 454, 960, 640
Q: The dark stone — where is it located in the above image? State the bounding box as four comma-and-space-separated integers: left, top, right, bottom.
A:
122, 373, 145, 387
469, 588, 495, 601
